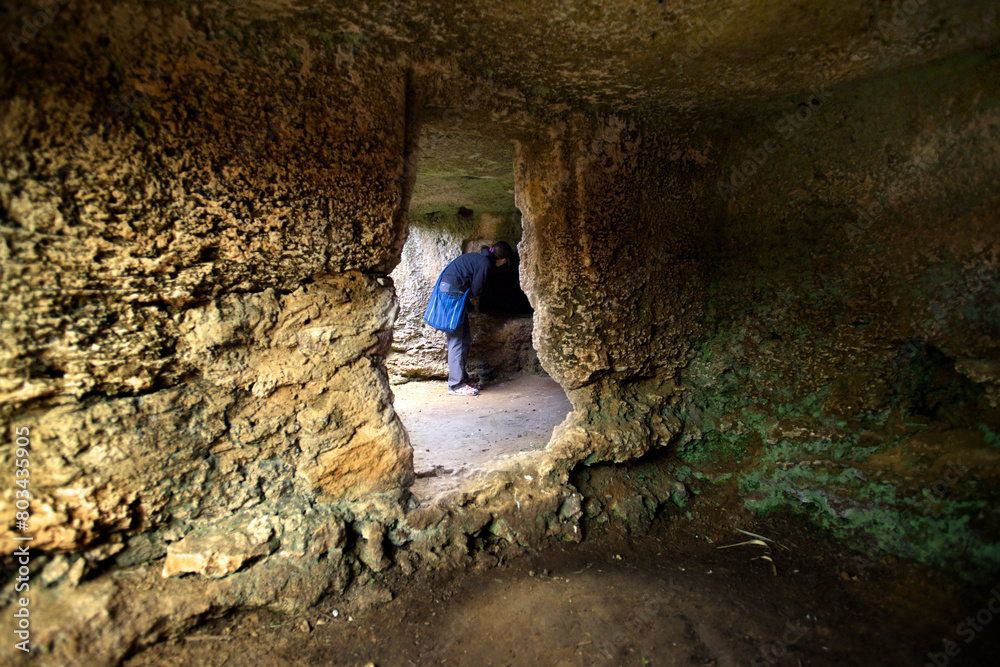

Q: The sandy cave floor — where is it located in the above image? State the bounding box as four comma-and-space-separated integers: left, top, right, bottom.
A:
124, 503, 1000, 667
392, 373, 573, 501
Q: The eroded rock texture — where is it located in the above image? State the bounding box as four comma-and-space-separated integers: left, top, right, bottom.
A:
388, 220, 462, 378
515, 115, 713, 465
1, 0, 999, 663
674, 52, 1000, 580
1, 1, 420, 549
2, 3, 426, 660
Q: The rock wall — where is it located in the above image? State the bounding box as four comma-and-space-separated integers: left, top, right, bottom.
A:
1, 4, 427, 659
513, 52, 1000, 579
0, 6, 568, 663
1, 0, 424, 545
1, 1, 998, 662
3, 273, 409, 554
667, 52, 1000, 581
388, 217, 468, 379
514, 115, 717, 467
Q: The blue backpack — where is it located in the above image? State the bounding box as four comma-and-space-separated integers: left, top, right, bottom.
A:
423, 274, 471, 333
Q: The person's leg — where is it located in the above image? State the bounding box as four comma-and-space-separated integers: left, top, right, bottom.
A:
446, 327, 465, 389
462, 317, 472, 375
447, 317, 478, 395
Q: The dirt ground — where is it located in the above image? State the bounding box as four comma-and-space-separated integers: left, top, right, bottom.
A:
121, 374, 1000, 667
393, 373, 573, 500
125, 488, 1000, 667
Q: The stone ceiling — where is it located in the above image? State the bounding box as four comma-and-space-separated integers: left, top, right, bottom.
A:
273, 0, 999, 115
125, 1, 997, 232
247, 0, 998, 214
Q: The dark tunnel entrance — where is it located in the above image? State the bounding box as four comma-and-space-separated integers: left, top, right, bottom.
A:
478, 248, 532, 316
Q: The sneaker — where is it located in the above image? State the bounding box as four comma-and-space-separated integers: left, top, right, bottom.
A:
448, 384, 480, 396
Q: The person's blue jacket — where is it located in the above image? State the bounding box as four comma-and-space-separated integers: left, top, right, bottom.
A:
439, 249, 494, 297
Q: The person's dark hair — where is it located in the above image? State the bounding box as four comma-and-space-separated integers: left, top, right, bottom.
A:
489, 241, 514, 261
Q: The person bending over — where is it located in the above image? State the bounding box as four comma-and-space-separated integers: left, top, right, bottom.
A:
434, 242, 512, 396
